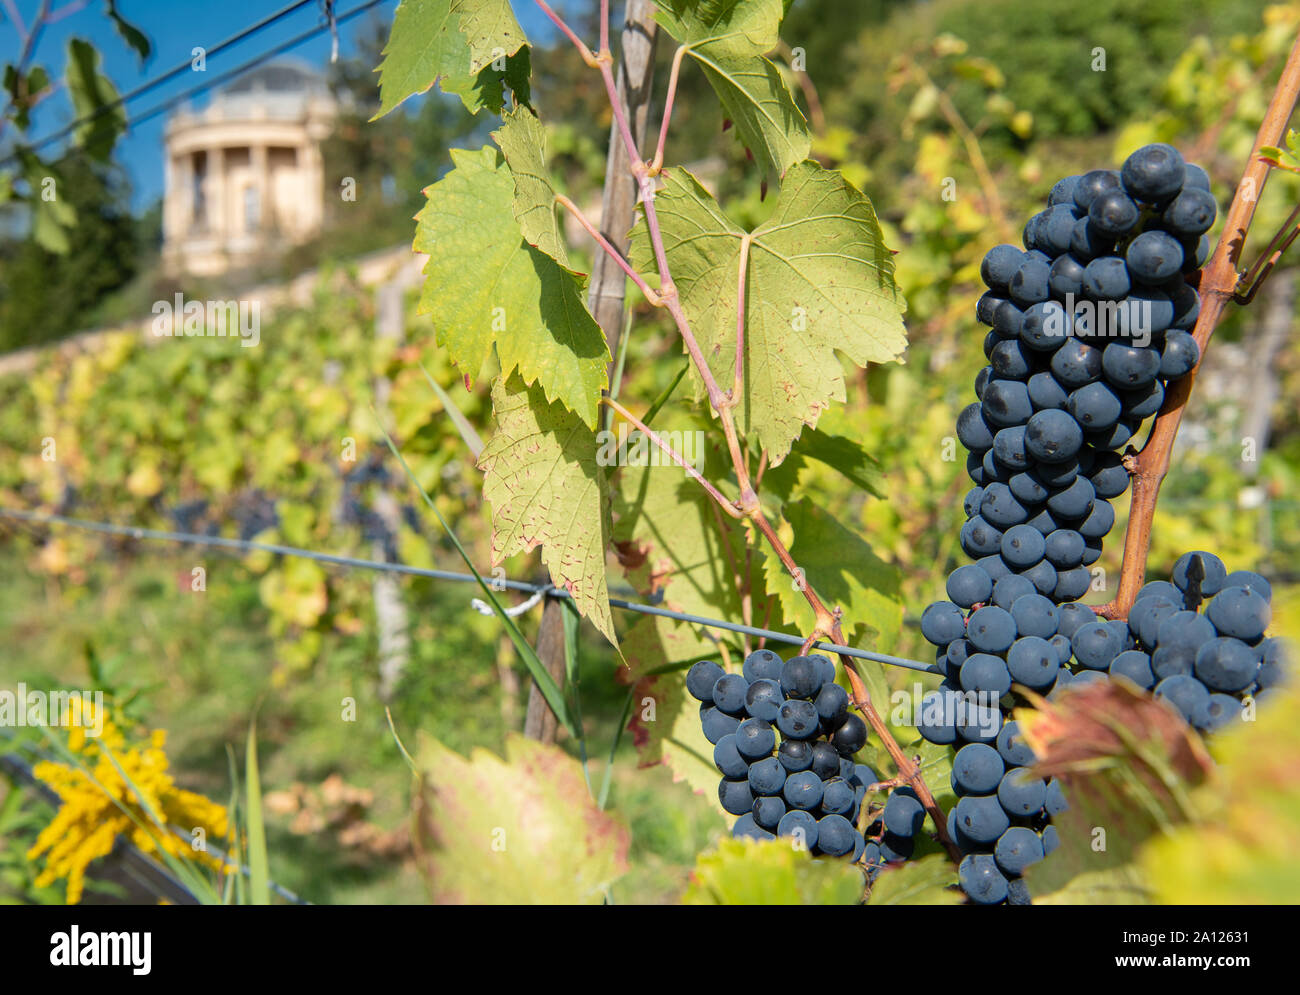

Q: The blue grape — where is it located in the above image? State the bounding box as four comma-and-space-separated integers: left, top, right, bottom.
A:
735, 717, 776, 759
1182, 162, 1211, 191
1051, 339, 1103, 387
1089, 188, 1140, 237
1068, 381, 1122, 430
744, 678, 784, 721
816, 814, 859, 857
1007, 878, 1033, 906
1076, 498, 1115, 540
991, 339, 1036, 381
1160, 329, 1200, 379
832, 714, 869, 756
1193, 638, 1260, 693
783, 770, 824, 810
1083, 257, 1131, 300
1224, 570, 1272, 602
917, 689, 960, 745
1049, 174, 1081, 206
731, 813, 774, 840
954, 795, 1011, 844
1044, 779, 1069, 816
1073, 621, 1125, 670
1010, 470, 1050, 505
957, 402, 996, 452
1073, 168, 1121, 210
1009, 257, 1052, 306
1009, 592, 1059, 638
978, 553, 1013, 582
1047, 475, 1095, 519
776, 700, 819, 740
1006, 636, 1060, 690
981, 244, 1027, 290
1056, 602, 1098, 639
719, 777, 755, 815
961, 653, 1013, 696
981, 379, 1033, 427
960, 854, 1009, 905
1048, 254, 1086, 301
702, 707, 741, 744
1019, 559, 1059, 597
922, 600, 968, 645
743, 648, 784, 682
953, 742, 1005, 794
712, 673, 749, 715
883, 791, 926, 837
815, 682, 850, 730
1109, 649, 1156, 689
1154, 674, 1212, 726
967, 605, 1018, 653
713, 734, 749, 778
1161, 186, 1217, 236
1027, 371, 1069, 411
686, 660, 724, 701
981, 483, 1031, 527
821, 777, 857, 818
1071, 217, 1114, 259
810, 741, 841, 780
777, 809, 819, 848
1053, 567, 1092, 602
753, 795, 787, 829
956, 702, 1004, 745
1001, 524, 1046, 568
1172, 550, 1227, 599
964, 486, 985, 518
748, 756, 787, 795
997, 768, 1047, 817
1121, 379, 1164, 419
1202, 693, 1241, 732
879, 832, 915, 863
995, 826, 1045, 876
996, 720, 1036, 767
778, 738, 813, 772
1102, 343, 1161, 389
1126, 231, 1184, 283
1206, 586, 1270, 642
1025, 408, 1084, 464
993, 425, 1029, 470
1044, 528, 1085, 568
1121, 143, 1185, 201
1042, 824, 1061, 854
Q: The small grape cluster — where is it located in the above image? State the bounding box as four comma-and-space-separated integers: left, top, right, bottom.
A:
688, 650, 925, 865
959, 144, 1214, 599
1059, 551, 1288, 728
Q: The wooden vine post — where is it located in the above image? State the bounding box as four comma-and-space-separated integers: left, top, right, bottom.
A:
524, 1, 659, 744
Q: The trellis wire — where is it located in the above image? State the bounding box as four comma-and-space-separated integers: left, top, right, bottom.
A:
0, 507, 941, 675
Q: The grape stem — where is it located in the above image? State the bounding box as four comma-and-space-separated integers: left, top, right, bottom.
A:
1098, 33, 1300, 621
545, 0, 959, 864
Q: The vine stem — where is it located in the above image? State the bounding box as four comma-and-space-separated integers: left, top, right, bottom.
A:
555, 193, 663, 304
651, 44, 689, 174
1097, 32, 1300, 621
546, 0, 956, 862
601, 396, 743, 517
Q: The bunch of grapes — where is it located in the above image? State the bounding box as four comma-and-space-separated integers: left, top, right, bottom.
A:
959, 144, 1215, 600
687, 650, 926, 866
1059, 552, 1288, 728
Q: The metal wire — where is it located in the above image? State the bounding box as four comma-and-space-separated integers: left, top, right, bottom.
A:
0, 507, 940, 674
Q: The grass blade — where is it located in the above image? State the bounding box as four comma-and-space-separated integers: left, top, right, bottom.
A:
421, 363, 484, 458
244, 722, 271, 905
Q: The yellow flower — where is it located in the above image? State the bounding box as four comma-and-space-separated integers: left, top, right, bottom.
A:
27, 702, 232, 904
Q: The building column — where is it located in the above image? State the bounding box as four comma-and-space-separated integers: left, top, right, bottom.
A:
208, 145, 226, 245
251, 142, 269, 234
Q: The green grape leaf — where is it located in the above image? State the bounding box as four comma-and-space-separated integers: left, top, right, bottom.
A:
867, 854, 962, 905
682, 838, 865, 905
105, 0, 151, 61
414, 146, 608, 428
65, 39, 125, 161
656, 0, 809, 176
479, 374, 616, 645
413, 733, 630, 903
1018, 680, 1215, 905
759, 498, 903, 650
374, 0, 529, 117
629, 163, 906, 463
492, 107, 568, 266
612, 411, 761, 620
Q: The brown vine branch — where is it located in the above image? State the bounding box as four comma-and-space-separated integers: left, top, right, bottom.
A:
555, 193, 664, 305
601, 396, 743, 518
1097, 32, 1300, 621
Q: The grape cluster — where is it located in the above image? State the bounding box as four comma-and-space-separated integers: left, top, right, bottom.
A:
1057, 552, 1288, 728
960, 144, 1215, 599
687, 650, 924, 865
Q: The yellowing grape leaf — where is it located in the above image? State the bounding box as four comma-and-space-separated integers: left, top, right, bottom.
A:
479, 374, 615, 644
373, 0, 529, 118
1141, 681, 1300, 904
629, 163, 906, 463
867, 854, 962, 905
414, 146, 608, 428
760, 498, 903, 650
412, 734, 630, 904
1018, 680, 1214, 905
656, 0, 809, 176
492, 108, 568, 266
682, 838, 865, 904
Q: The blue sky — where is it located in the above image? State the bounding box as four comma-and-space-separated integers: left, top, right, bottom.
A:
1, 0, 565, 210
